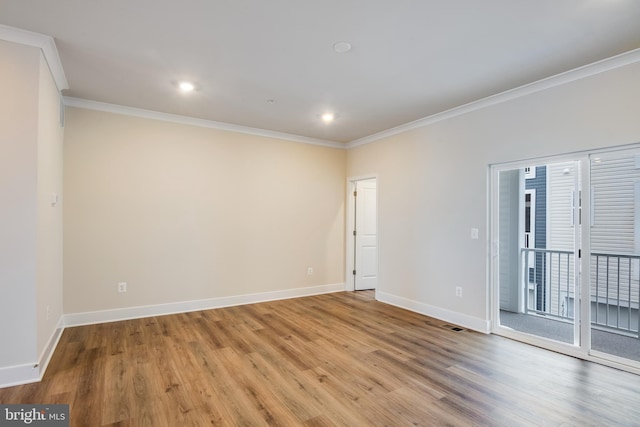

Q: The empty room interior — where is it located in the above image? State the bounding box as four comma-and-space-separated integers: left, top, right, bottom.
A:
2, 1, 640, 426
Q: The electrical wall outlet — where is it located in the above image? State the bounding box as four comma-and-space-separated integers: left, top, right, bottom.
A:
455, 286, 463, 297
46, 305, 52, 320
118, 282, 127, 293
471, 228, 479, 239
307, 267, 314, 275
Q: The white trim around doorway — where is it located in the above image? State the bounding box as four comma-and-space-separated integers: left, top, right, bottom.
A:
345, 174, 379, 292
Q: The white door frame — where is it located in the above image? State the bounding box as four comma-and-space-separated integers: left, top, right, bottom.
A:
345, 174, 378, 291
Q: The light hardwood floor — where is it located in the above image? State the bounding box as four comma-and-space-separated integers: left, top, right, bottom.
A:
1, 291, 638, 426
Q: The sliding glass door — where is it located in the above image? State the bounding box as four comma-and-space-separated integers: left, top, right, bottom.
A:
492, 149, 640, 372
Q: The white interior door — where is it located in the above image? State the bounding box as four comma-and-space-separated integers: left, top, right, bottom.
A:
354, 179, 377, 290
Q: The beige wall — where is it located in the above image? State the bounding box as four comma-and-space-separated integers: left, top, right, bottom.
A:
347, 61, 640, 326
0, 40, 40, 367
36, 54, 64, 358
63, 108, 346, 314
0, 40, 64, 372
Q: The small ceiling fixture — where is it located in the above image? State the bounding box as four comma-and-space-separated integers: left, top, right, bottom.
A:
178, 81, 195, 92
321, 112, 335, 123
333, 41, 352, 53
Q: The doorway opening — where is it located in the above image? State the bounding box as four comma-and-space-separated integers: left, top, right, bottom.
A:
346, 177, 378, 292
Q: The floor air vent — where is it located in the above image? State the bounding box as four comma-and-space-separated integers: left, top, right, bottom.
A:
443, 325, 465, 332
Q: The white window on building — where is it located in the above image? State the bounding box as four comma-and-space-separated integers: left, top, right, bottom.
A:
524, 166, 536, 179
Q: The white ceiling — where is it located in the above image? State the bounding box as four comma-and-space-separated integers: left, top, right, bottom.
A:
2, 1, 640, 144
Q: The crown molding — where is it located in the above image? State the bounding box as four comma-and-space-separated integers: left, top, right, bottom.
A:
64, 97, 347, 149
0, 24, 69, 91
346, 48, 640, 149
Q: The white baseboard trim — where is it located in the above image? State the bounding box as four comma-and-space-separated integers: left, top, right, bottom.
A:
37, 319, 64, 378
64, 283, 345, 327
376, 291, 491, 333
0, 363, 40, 389
0, 317, 65, 389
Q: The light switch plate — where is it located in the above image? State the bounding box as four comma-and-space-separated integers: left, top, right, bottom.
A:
471, 228, 479, 239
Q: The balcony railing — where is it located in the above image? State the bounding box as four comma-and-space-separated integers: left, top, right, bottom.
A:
521, 248, 574, 321
521, 249, 640, 338
592, 252, 640, 338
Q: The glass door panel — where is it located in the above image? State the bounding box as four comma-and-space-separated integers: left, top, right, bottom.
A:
496, 161, 580, 345
589, 151, 640, 364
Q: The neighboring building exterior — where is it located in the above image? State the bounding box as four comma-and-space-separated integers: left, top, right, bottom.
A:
524, 166, 547, 312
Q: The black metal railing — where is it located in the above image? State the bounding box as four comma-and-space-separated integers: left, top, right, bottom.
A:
519, 249, 640, 338
591, 252, 640, 338
521, 248, 574, 320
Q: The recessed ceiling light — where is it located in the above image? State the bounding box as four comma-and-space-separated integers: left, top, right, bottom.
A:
333, 41, 352, 53
321, 113, 335, 123
178, 81, 195, 92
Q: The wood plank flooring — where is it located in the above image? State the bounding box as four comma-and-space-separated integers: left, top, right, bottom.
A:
1, 291, 639, 426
